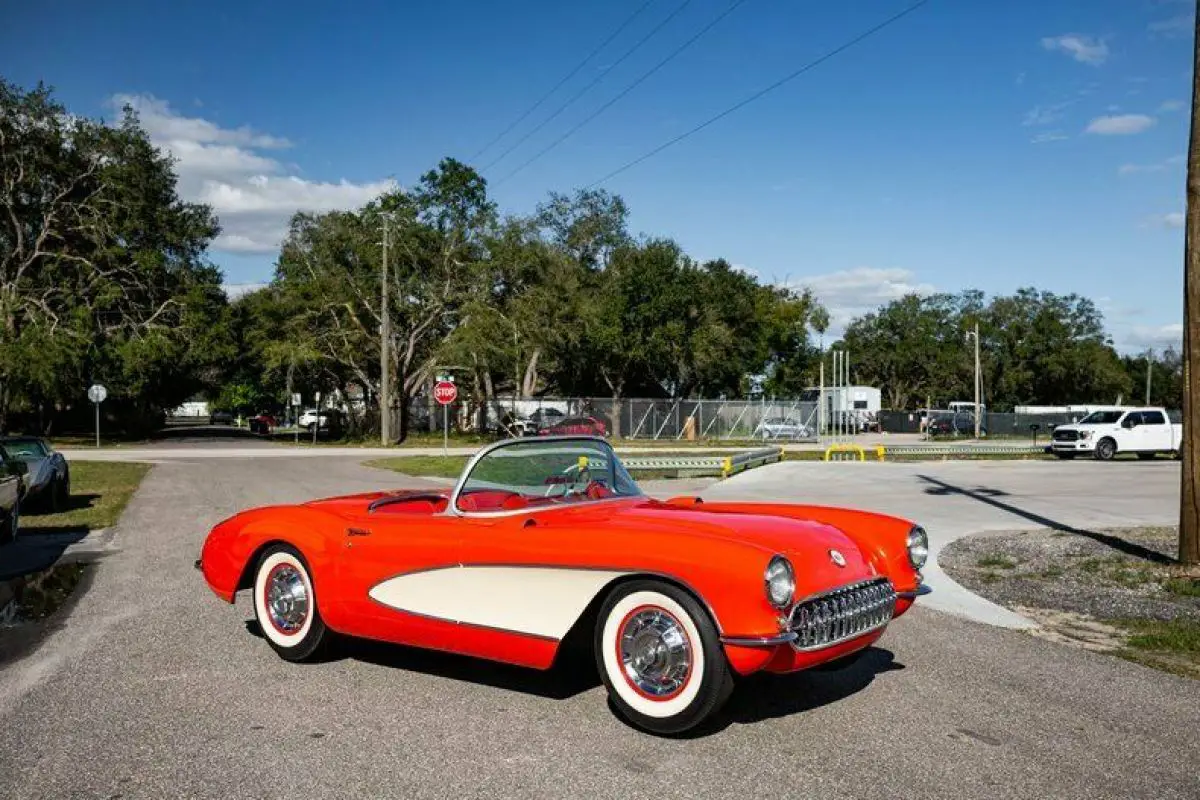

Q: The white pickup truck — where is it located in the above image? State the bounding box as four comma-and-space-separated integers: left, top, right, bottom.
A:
1050, 407, 1181, 461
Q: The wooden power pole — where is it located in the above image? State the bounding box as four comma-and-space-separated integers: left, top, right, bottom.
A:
1180, 0, 1200, 566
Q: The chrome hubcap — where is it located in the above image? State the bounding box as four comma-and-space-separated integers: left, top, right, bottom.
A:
265, 564, 309, 634
619, 608, 692, 698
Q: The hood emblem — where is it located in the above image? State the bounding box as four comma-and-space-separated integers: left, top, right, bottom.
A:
829, 549, 847, 567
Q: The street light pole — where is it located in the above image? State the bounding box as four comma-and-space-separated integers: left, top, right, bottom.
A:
967, 322, 981, 439
380, 214, 392, 446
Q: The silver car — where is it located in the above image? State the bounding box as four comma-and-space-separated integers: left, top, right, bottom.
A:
0, 437, 69, 513
755, 416, 813, 440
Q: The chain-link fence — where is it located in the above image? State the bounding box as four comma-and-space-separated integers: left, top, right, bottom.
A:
397, 395, 823, 441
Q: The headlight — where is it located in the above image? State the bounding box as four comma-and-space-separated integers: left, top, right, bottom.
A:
1079, 431, 1091, 440
906, 526, 929, 570
764, 555, 795, 608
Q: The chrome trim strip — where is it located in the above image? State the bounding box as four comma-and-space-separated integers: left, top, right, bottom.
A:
787, 577, 896, 652
720, 632, 798, 647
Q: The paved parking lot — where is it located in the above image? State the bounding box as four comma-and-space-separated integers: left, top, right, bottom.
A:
0, 450, 1196, 799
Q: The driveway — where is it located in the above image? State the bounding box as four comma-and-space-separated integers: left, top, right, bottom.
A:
0, 453, 1196, 799
707, 458, 1181, 627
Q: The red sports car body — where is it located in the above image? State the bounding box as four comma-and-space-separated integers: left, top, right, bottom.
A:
198, 435, 929, 734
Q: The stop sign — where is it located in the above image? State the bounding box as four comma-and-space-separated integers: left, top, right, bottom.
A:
433, 380, 457, 405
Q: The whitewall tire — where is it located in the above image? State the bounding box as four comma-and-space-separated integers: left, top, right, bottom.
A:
252, 545, 328, 662
595, 580, 733, 735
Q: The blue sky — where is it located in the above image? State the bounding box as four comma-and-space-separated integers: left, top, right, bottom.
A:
1, 0, 1191, 351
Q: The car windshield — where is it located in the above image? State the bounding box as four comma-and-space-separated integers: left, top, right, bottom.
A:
455, 438, 642, 513
2, 439, 46, 458
1079, 411, 1123, 424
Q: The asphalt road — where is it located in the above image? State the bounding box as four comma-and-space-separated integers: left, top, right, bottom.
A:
0, 450, 1197, 799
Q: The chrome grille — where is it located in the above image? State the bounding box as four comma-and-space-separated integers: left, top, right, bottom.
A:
789, 577, 896, 651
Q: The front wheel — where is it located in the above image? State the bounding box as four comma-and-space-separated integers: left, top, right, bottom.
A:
1094, 438, 1116, 461
252, 545, 329, 662
0, 502, 17, 545
595, 580, 733, 736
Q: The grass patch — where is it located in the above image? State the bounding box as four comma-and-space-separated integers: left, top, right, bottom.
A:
1164, 577, 1200, 598
364, 456, 468, 479
1040, 565, 1065, 579
977, 554, 1018, 569
1122, 618, 1200, 653
23, 461, 152, 533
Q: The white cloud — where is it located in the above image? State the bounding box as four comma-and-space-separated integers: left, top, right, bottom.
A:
1159, 99, 1185, 112
108, 94, 394, 255
1031, 131, 1068, 144
223, 282, 269, 300
1162, 211, 1185, 228
786, 267, 939, 337
1121, 323, 1182, 351
1022, 101, 1074, 127
1085, 114, 1156, 135
1149, 14, 1191, 37
1040, 34, 1109, 66
1118, 155, 1184, 175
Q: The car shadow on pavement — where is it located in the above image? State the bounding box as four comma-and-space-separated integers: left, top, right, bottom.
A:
665, 647, 904, 738
21, 492, 100, 518
0, 526, 92, 581
916, 474, 1173, 564
243, 619, 603, 699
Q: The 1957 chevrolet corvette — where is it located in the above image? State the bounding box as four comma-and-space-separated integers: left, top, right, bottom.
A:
198, 435, 930, 734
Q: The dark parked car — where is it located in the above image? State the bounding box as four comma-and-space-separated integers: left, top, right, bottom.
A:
0, 436, 69, 512
0, 443, 25, 544
209, 410, 235, 426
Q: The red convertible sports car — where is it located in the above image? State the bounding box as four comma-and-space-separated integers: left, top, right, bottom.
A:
198, 435, 930, 734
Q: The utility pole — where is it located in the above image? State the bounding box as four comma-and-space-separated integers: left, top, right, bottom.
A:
1146, 349, 1154, 406
1180, 0, 1200, 566
380, 214, 392, 446
966, 322, 981, 439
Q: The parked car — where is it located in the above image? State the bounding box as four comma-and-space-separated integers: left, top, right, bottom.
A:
197, 435, 930, 735
538, 415, 608, 437
927, 413, 986, 438
0, 443, 25, 544
0, 436, 69, 512
524, 407, 566, 433
209, 410, 234, 426
754, 416, 813, 440
1050, 407, 1181, 461
248, 412, 277, 435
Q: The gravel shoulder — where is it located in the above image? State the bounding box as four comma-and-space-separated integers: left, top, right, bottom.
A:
940, 526, 1200, 678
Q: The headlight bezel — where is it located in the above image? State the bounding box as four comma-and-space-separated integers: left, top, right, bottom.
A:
906, 525, 929, 570
764, 555, 795, 609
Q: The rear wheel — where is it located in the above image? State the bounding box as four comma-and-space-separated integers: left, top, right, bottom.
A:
595, 580, 733, 736
0, 503, 17, 545
1094, 438, 1116, 461
252, 545, 328, 662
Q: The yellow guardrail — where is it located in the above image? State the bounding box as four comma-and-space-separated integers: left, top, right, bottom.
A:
823, 443, 867, 462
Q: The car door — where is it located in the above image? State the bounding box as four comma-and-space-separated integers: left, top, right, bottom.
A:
1137, 410, 1171, 451
330, 505, 465, 650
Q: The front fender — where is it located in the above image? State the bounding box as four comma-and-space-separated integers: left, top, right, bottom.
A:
198, 505, 346, 606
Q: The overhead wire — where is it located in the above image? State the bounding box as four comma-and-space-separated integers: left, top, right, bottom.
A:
468, 0, 658, 163
585, 0, 932, 188
481, 0, 696, 173
494, 0, 751, 186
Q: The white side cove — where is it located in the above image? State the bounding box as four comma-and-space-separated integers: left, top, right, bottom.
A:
368, 566, 630, 640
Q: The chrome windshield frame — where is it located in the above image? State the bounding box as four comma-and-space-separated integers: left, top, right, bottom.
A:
443, 434, 643, 519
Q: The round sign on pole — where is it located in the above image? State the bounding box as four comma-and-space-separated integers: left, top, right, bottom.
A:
433, 381, 457, 405
88, 384, 107, 404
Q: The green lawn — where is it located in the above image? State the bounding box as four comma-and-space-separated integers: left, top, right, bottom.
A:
23, 461, 152, 533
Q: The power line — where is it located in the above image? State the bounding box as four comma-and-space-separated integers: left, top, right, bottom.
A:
469, 0, 658, 163
585, 0, 932, 188
482, 0, 695, 173
495, 0, 750, 186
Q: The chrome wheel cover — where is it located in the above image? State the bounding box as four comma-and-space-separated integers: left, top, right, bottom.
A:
264, 564, 309, 634
619, 608, 692, 698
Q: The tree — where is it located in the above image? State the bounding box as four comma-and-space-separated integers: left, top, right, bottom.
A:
0, 80, 225, 434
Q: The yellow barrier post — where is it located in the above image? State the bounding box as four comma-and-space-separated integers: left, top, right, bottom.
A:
722, 456, 733, 478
